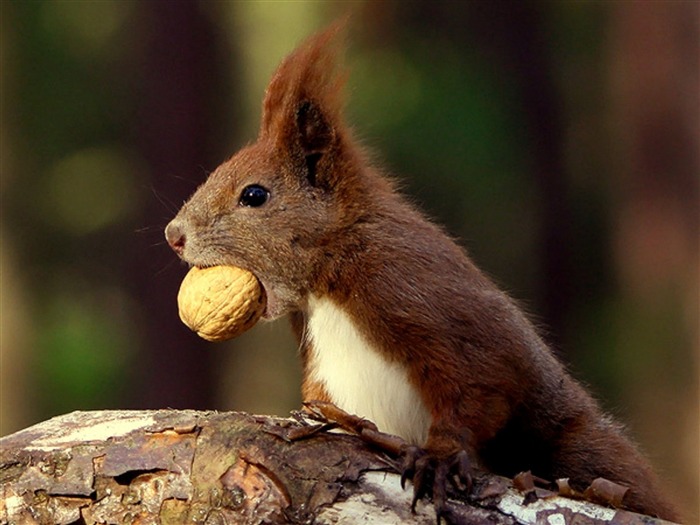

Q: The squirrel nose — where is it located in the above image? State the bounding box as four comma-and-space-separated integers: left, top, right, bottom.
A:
165, 220, 186, 255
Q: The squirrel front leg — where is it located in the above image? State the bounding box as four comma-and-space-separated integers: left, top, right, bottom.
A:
402, 381, 514, 518
290, 310, 333, 404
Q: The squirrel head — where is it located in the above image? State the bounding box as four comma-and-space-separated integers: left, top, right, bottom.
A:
165, 21, 383, 319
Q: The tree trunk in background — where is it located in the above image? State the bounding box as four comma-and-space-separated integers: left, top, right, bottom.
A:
609, 2, 699, 519
490, 3, 572, 354
128, 1, 230, 410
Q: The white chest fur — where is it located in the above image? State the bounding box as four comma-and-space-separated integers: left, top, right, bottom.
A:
306, 296, 431, 445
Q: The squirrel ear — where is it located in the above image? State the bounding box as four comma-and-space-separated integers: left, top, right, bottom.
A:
296, 100, 334, 186
296, 100, 334, 154
259, 20, 347, 170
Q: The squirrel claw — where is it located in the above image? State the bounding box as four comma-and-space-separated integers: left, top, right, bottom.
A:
400, 445, 421, 490
451, 450, 472, 492
400, 446, 473, 523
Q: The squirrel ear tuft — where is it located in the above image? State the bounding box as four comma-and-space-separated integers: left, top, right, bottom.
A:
259, 19, 348, 157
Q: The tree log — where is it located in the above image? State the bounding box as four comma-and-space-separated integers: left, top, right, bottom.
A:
0, 410, 676, 524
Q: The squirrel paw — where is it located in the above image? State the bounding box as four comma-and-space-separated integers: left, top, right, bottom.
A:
400, 446, 472, 522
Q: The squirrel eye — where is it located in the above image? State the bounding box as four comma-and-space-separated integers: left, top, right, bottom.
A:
239, 184, 270, 207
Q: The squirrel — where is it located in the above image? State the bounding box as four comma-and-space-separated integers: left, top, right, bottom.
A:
165, 24, 679, 522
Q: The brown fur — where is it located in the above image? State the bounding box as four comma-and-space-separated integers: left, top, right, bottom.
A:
165, 25, 679, 521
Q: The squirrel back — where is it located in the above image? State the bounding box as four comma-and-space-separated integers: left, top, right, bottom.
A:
165, 24, 679, 521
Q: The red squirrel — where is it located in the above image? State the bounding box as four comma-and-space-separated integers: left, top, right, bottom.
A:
165, 25, 679, 521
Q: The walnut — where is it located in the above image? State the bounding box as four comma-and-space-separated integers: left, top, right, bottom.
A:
177, 266, 266, 342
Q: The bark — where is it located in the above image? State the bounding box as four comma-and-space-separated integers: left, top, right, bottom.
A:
0, 410, 676, 525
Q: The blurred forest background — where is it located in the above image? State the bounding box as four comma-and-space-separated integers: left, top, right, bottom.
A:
1, 0, 697, 520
